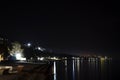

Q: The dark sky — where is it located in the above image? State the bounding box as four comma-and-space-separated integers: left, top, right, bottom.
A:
0, 1, 120, 56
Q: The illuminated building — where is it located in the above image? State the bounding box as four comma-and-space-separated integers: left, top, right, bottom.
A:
0, 36, 9, 61
0, 54, 3, 61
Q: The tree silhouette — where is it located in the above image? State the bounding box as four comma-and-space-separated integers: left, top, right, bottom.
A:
9, 42, 24, 60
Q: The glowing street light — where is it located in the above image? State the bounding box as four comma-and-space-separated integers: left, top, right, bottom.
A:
15, 53, 22, 60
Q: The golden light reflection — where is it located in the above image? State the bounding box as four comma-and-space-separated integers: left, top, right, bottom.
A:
101, 57, 105, 61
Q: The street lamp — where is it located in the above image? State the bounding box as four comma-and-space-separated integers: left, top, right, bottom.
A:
15, 53, 22, 60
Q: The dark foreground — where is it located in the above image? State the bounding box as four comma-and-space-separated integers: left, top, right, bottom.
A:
0, 61, 53, 80
0, 57, 117, 80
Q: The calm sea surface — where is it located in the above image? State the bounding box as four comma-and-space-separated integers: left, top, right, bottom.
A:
53, 58, 113, 80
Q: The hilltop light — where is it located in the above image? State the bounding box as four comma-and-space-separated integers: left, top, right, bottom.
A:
38, 47, 41, 50
37, 47, 45, 51
27, 43, 31, 47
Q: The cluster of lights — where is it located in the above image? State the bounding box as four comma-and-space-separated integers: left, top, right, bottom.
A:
26, 43, 46, 51
50, 57, 59, 60
37, 57, 44, 60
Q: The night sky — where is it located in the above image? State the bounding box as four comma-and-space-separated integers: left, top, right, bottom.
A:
0, 1, 120, 56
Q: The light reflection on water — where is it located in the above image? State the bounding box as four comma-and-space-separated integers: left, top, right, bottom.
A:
72, 60, 75, 80
77, 59, 80, 80
53, 58, 112, 80
54, 61, 57, 80
65, 60, 68, 80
